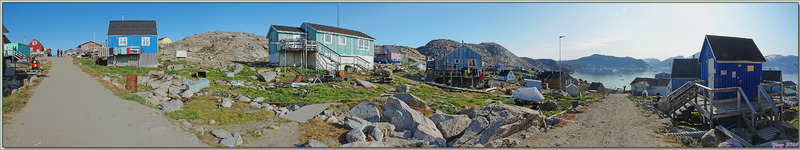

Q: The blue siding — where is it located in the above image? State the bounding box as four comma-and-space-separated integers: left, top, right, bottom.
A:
108, 35, 158, 53
671, 78, 699, 92
698, 37, 763, 99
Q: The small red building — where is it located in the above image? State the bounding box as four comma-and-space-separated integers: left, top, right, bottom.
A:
77, 41, 102, 53
29, 39, 44, 53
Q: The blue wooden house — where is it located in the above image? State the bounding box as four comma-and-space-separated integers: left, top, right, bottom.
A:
698, 35, 766, 99
267, 23, 374, 71
106, 20, 158, 67
432, 44, 483, 87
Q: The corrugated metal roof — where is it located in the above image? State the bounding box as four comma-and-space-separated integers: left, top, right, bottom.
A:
588, 82, 604, 90
671, 59, 700, 78
303, 22, 374, 39
107, 20, 157, 35
630, 77, 670, 86
272, 25, 305, 33
705, 35, 766, 62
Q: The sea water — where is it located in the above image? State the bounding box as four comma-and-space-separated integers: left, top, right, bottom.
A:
571, 71, 799, 90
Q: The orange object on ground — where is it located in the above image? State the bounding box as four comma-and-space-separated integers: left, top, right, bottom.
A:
293, 75, 302, 82
337, 70, 345, 77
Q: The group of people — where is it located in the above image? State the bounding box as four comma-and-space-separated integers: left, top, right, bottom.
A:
55, 49, 64, 57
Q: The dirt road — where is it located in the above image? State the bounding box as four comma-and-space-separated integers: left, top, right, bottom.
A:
2, 57, 204, 147
514, 94, 677, 147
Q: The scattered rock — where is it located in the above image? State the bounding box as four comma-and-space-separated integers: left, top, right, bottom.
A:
232, 64, 244, 74
336, 141, 385, 147
259, 72, 278, 82
261, 103, 274, 110
180, 90, 194, 99
190, 126, 204, 134
220, 98, 233, 107
177, 119, 193, 128
346, 127, 367, 143
236, 94, 251, 102
782, 110, 798, 121
355, 79, 377, 88
154, 89, 168, 97
219, 136, 237, 147
347, 102, 381, 122
303, 139, 328, 147
373, 122, 396, 138
148, 70, 165, 79
540, 101, 558, 111
396, 84, 410, 92
368, 126, 385, 142
325, 116, 339, 124
288, 104, 300, 111
343, 116, 370, 130
383, 96, 445, 147
430, 110, 471, 139
253, 97, 266, 102
160, 99, 184, 112
269, 125, 280, 130
224, 72, 235, 77
209, 120, 216, 125
700, 129, 721, 147
233, 133, 243, 145
211, 129, 231, 138
391, 93, 429, 110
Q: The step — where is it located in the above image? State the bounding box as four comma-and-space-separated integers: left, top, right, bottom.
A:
755, 127, 781, 141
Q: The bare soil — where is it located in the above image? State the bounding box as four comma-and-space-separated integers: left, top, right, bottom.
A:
512, 94, 679, 147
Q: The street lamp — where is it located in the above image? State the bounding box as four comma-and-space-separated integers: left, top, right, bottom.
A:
559, 35, 565, 90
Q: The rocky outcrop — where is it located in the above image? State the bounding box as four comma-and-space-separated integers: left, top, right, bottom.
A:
159, 31, 269, 62
430, 110, 471, 139
416, 39, 533, 69
347, 102, 381, 122
384, 96, 446, 147
450, 103, 546, 147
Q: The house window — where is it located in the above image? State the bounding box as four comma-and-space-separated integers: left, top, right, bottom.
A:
468, 59, 476, 67
119, 37, 127, 46
339, 36, 346, 45
454, 59, 460, 64
292, 35, 301, 40
324, 34, 333, 44
358, 39, 370, 50
142, 37, 150, 46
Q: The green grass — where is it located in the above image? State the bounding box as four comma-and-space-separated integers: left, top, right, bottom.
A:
164, 96, 274, 125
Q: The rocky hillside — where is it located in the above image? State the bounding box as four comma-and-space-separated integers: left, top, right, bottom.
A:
374, 45, 427, 62
520, 57, 575, 73
160, 31, 269, 62
563, 54, 651, 74
415, 39, 532, 69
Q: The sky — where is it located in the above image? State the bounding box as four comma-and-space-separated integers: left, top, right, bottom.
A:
2, 3, 797, 60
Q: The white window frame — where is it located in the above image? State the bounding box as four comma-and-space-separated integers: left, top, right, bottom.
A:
119, 37, 127, 46
142, 37, 150, 46
338, 36, 346, 45
324, 34, 333, 44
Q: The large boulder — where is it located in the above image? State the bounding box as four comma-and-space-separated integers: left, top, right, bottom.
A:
336, 141, 385, 147
355, 79, 377, 88
450, 103, 546, 147
347, 102, 381, 122
259, 72, 278, 82
383, 96, 446, 147
383, 137, 434, 147
211, 129, 231, 138
391, 93, 429, 110
377, 68, 393, 77
220, 98, 234, 107
148, 70, 165, 79
430, 110, 471, 139
345, 127, 367, 143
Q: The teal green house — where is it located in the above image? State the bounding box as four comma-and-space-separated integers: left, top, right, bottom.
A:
268, 22, 375, 71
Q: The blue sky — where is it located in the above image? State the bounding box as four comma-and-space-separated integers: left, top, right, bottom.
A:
2, 3, 797, 60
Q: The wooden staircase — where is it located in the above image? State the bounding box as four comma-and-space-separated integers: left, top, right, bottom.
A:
312, 41, 369, 71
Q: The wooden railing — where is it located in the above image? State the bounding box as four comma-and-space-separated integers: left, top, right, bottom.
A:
692, 83, 754, 129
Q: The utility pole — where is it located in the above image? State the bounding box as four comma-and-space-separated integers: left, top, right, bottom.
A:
559, 35, 565, 90
337, 3, 340, 27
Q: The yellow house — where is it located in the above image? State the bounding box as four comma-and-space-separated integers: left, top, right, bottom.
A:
158, 37, 171, 45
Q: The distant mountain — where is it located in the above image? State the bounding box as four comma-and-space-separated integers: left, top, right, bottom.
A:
763, 54, 798, 73
520, 57, 575, 73
416, 39, 533, 69
374, 45, 426, 61
562, 54, 651, 74
160, 31, 269, 61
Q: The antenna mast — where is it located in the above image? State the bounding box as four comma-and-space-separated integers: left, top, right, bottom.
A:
337, 3, 340, 27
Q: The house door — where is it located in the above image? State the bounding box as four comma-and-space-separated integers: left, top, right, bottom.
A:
707, 58, 715, 98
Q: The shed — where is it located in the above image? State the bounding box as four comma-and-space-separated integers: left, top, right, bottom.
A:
588, 82, 605, 93
431, 44, 483, 87
498, 70, 515, 81
566, 84, 580, 97
670, 58, 701, 92
525, 79, 543, 92
536, 71, 573, 90
511, 87, 545, 104
698, 35, 766, 99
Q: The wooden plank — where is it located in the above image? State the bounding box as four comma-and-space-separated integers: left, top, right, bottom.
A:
716, 125, 753, 147
756, 127, 780, 141
711, 87, 739, 93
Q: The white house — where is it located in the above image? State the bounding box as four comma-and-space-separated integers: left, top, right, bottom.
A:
630, 77, 671, 96
498, 70, 515, 81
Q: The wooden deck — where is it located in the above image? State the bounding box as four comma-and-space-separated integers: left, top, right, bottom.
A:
690, 97, 783, 119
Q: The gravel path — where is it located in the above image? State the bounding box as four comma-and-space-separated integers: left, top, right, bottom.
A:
514, 94, 677, 147
2, 57, 205, 147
